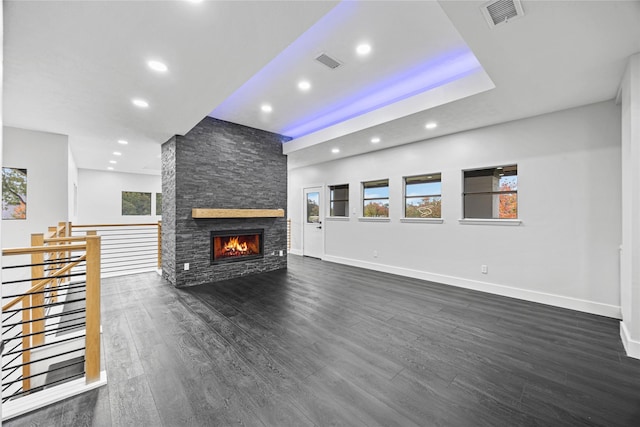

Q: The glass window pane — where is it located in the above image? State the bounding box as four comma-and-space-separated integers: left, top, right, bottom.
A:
405, 196, 441, 218
363, 199, 389, 217
499, 175, 517, 191
155, 193, 162, 216
331, 201, 348, 217
306, 192, 320, 223
364, 186, 389, 199
497, 192, 518, 218
464, 193, 518, 219
331, 185, 349, 201
122, 191, 151, 216
406, 181, 441, 197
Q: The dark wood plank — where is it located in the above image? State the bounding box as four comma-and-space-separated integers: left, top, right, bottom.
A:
5, 254, 640, 427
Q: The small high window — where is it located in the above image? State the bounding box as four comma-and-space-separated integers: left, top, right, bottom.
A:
122, 191, 151, 216
329, 184, 349, 217
363, 179, 389, 218
463, 165, 517, 219
404, 174, 442, 218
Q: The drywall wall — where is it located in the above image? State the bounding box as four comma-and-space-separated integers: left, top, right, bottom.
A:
288, 101, 622, 318
619, 53, 640, 358
2, 126, 69, 249
76, 168, 161, 224
68, 145, 79, 224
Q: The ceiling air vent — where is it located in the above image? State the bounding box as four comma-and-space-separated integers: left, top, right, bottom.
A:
315, 53, 342, 70
481, 0, 524, 28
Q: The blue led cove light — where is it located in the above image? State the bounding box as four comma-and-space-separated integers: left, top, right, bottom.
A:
281, 49, 482, 139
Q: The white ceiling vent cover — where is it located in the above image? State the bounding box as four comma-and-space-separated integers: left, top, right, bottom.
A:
481, 0, 524, 27
315, 53, 342, 70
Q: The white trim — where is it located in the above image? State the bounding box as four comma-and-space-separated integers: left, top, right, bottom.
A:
288, 248, 303, 256
458, 218, 522, 226
358, 217, 390, 222
321, 254, 621, 319
2, 371, 108, 421
325, 216, 350, 221
400, 218, 444, 224
620, 321, 640, 359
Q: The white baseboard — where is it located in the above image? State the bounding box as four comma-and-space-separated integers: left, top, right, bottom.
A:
2, 370, 108, 421
620, 321, 640, 359
288, 248, 303, 256
322, 254, 621, 319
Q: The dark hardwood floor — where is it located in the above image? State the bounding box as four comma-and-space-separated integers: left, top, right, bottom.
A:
6, 255, 640, 426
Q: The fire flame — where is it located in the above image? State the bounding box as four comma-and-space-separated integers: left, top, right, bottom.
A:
224, 236, 248, 253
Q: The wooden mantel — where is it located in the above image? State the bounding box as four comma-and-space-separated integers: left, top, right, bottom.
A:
192, 208, 285, 219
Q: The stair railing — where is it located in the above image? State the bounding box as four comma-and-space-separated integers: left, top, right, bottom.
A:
70, 221, 161, 277
1, 233, 101, 404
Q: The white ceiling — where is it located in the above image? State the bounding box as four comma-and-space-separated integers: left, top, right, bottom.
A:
4, 1, 640, 175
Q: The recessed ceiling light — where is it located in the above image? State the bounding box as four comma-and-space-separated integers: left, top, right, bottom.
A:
331, 148, 340, 154
425, 122, 438, 130
113, 151, 122, 156
147, 60, 168, 73
107, 167, 114, 171
298, 80, 311, 91
109, 160, 117, 164
261, 104, 273, 113
371, 137, 381, 144
117, 139, 128, 145
185, 0, 203, 3
356, 43, 372, 56
132, 98, 149, 108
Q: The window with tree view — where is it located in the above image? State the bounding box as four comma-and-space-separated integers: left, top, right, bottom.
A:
463, 165, 517, 219
404, 173, 441, 218
306, 192, 320, 223
2, 167, 27, 220
122, 191, 152, 216
155, 193, 162, 216
363, 179, 389, 218
329, 184, 349, 217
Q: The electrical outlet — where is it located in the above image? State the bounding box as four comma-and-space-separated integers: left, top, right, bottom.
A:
481, 264, 488, 274
184, 263, 190, 271
279, 250, 284, 256
373, 250, 378, 258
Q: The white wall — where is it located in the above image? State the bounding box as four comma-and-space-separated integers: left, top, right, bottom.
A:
288, 101, 622, 318
68, 145, 79, 223
619, 52, 640, 358
2, 127, 70, 249
76, 168, 161, 224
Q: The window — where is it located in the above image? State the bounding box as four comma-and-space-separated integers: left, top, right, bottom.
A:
2, 167, 27, 220
404, 174, 441, 218
155, 193, 162, 216
329, 184, 349, 217
363, 179, 389, 217
306, 192, 320, 223
122, 191, 151, 216
463, 165, 517, 219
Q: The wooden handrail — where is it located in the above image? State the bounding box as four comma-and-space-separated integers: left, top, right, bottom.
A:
72, 223, 158, 228
2, 243, 86, 256
44, 236, 92, 243
1, 255, 87, 311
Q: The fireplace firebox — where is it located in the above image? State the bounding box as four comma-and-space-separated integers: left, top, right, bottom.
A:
211, 229, 264, 264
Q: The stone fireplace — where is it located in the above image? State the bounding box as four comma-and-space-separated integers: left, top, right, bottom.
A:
161, 117, 289, 287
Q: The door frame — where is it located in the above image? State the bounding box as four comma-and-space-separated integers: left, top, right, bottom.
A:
302, 186, 325, 258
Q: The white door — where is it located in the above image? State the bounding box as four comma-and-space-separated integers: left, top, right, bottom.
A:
303, 187, 323, 258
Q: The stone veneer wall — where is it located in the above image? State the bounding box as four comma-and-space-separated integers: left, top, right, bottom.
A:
161, 117, 288, 287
